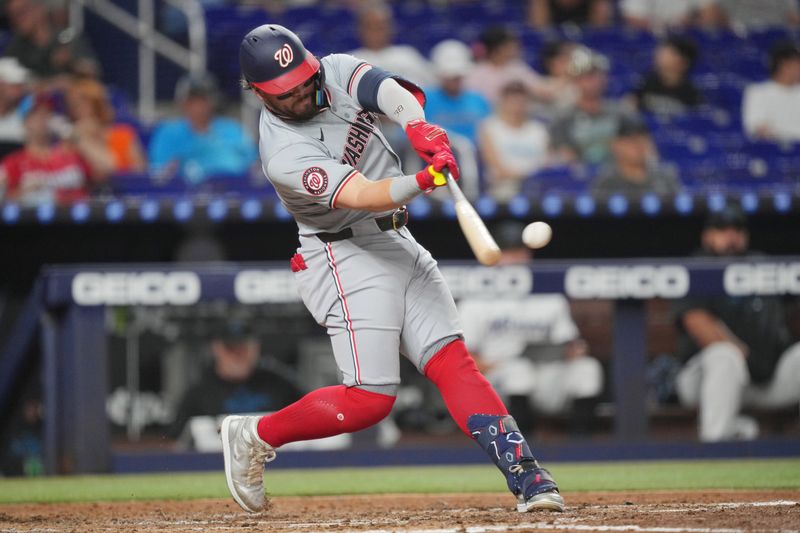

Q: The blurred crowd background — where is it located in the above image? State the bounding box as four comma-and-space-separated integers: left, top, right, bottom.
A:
1, 0, 799, 477
1, 0, 799, 205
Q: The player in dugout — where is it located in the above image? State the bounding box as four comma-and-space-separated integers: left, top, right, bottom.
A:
219, 24, 565, 514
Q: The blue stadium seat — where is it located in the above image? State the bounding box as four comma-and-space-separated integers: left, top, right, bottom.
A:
522, 165, 594, 195
742, 141, 799, 158
0, 30, 10, 53
707, 132, 747, 152
109, 173, 276, 197
110, 173, 187, 196
83, 5, 799, 201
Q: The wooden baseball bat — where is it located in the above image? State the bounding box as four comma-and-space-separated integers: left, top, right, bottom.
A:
444, 170, 502, 266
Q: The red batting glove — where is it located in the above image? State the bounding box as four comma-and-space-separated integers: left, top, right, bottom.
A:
405, 119, 451, 163
415, 150, 460, 191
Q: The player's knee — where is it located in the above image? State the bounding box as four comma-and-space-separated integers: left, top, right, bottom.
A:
423, 339, 479, 382
701, 342, 748, 379
782, 343, 800, 373
345, 386, 396, 427
702, 341, 741, 361
566, 357, 604, 398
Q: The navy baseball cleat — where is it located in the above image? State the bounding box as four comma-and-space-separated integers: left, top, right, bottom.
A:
468, 414, 565, 512
511, 462, 565, 512
220, 415, 276, 513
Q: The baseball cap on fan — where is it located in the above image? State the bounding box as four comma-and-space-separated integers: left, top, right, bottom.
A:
175, 73, 219, 102
567, 45, 609, 77
19, 93, 56, 120
210, 319, 256, 345
430, 39, 474, 78
0, 57, 31, 85
614, 114, 650, 138
705, 205, 748, 231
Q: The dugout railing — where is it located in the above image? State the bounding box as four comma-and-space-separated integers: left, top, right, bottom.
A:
1, 257, 799, 474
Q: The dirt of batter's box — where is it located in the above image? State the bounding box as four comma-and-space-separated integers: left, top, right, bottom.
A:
1, 490, 799, 533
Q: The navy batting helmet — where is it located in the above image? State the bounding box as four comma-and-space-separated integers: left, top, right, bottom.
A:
240, 24, 321, 95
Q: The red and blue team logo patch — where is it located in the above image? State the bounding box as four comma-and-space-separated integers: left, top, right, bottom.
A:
302, 167, 328, 195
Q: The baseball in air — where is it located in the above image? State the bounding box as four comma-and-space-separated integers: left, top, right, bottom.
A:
522, 221, 552, 249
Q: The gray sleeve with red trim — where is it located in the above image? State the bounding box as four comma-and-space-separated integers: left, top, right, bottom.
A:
323, 54, 425, 114
266, 141, 358, 209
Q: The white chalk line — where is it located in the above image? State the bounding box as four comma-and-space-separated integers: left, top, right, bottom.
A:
1, 500, 797, 532
352, 527, 798, 533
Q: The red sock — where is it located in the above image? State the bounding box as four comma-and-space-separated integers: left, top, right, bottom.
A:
256, 385, 395, 447
424, 339, 508, 436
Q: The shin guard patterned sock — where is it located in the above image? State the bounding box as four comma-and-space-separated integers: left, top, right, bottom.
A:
467, 414, 559, 502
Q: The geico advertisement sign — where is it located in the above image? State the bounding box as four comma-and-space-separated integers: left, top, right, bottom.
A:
235, 270, 301, 303
565, 265, 689, 299
440, 265, 532, 298
72, 272, 201, 305
724, 262, 800, 296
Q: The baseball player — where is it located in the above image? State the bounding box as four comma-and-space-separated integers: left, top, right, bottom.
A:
220, 24, 564, 514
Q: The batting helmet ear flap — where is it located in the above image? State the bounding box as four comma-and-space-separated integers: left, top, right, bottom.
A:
313, 60, 327, 108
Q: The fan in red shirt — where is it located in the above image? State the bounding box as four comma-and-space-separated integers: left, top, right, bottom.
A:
0, 94, 95, 205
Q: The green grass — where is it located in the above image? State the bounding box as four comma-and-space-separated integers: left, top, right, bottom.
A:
0, 458, 798, 505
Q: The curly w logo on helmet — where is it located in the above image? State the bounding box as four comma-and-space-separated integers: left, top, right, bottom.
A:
274, 44, 294, 68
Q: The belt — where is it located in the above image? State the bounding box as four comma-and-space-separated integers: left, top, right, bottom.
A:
316, 207, 408, 243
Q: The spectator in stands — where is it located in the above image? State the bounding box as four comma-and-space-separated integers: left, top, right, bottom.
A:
537, 40, 580, 119
464, 25, 553, 106
478, 82, 551, 202
718, 0, 800, 31
0, 58, 32, 160
64, 77, 146, 178
742, 40, 800, 142
633, 35, 702, 116
590, 115, 681, 196
148, 73, 258, 184
347, 2, 436, 173
0, 94, 96, 205
621, 0, 724, 33
170, 320, 303, 440
549, 46, 637, 166
5, 0, 100, 79
423, 39, 488, 200
425, 39, 491, 148
673, 206, 800, 442
348, 2, 436, 88
458, 221, 603, 436
527, 0, 613, 28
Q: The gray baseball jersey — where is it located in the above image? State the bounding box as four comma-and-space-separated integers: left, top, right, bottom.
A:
260, 54, 403, 236
258, 53, 462, 386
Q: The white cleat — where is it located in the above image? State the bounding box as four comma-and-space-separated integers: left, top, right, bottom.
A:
220, 415, 276, 513
517, 490, 566, 512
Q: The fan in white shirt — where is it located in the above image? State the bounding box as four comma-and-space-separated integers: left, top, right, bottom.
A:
478, 82, 551, 202
742, 41, 800, 142
348, 3, 435, 88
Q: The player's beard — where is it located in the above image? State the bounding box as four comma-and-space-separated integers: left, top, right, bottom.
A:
267, 95, 318, 122
289, 97, 318, 121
